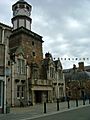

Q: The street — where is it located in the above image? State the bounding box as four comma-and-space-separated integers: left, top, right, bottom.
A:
28, 106, 90, 120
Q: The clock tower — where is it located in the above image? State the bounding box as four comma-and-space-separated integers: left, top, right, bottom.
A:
10, 0, 43, 65
12, 0, 32, 30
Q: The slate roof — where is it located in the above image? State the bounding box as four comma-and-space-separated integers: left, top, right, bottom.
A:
65, 71, 90, 81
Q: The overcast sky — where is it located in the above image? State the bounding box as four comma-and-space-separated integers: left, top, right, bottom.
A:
0, 0, 90, 69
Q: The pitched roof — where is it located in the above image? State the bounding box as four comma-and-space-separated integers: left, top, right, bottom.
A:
65, 71, 90, 81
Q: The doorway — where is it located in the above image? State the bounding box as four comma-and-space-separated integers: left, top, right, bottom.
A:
35, 91, 42, 103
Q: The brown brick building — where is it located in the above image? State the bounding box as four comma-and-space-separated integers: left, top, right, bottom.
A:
64, 62, 90, 100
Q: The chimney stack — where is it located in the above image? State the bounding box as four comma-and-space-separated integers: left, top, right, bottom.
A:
78, 62, 84, 71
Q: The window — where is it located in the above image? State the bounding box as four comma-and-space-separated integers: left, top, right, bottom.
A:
8, 61, 10, 66
33, 69, 38, 79
0, 82, 1, 106
26, 6, 29, 11
0, 28, 2, 42
13, 20, 17, 29
21, 86, 24, 98
17, 86, 25, 99
15, 6, 18, 10
0, 82, 3, 107
50, 67, 54, 78
32, 41, 34, 46
19, 19, 24, 27
26, 20, 30, 30
17, 59, 25, 74
32, 52, 35, 57
17, 86, 20, 98
58, 69, 63, 80
19, 4, 24, 8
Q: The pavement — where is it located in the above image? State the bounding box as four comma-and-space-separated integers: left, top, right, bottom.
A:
0, 100, 90, 120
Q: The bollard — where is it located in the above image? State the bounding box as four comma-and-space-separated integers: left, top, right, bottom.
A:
57, 98, 59, 111
67, 97, 70, 109
44, 102, 46, 113
89, 98, 90, 104
83, 98, 85, 105
76, 99, 78, 107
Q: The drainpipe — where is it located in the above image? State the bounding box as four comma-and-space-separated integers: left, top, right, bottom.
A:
11, 61, 14, 107
2, 28, 7, 114
26, 64, 29, 104
4, 45, 7, 114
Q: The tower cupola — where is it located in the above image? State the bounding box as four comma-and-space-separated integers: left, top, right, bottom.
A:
12, 0, 32, 30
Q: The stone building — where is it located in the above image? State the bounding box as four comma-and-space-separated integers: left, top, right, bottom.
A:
0, 23, 12, 113
9, 0, 44, 106
9, 0, 65, 106
0, 0, 65, 111
64, 62, 90, 100
41, 52, 65, 102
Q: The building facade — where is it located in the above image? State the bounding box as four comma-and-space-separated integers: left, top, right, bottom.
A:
0, 0, 65, 112
64, 62, 90, 100
0, 23, 12, 113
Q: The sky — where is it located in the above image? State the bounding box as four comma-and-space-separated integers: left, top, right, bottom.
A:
0, 0, 90, 69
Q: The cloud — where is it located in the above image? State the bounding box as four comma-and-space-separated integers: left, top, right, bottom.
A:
65, 17, 84, 30
0, 0, 90, 68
